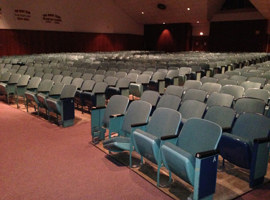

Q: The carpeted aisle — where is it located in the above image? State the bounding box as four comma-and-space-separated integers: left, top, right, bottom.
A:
0, 102, 173, 200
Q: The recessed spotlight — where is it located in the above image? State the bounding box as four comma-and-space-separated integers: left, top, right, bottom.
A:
163, 22, 166, 24
157, 3, 166, 10
141, 11, 144, 15
200, 32, 204, 36
196, 21, 199, 23
187, 8, 190, 11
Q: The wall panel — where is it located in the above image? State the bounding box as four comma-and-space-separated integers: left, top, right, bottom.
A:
0, 29, 143, 56
144, 23, 192, 52
209, 20, 268, 52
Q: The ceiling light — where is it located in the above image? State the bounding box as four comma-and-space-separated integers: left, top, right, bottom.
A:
187, 8, 190, 11
200, 32, 204, 36
196, 21, 199, 23
163, 22, 166, 24
141, 11, 144, 15
157, 3, 166, 10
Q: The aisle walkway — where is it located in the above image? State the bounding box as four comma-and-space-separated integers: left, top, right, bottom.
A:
0, 102, 172, 200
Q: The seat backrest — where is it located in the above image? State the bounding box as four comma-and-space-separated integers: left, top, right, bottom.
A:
214, 73, 229, 80
61, 70, 72, 77
218, 79, 238, 86
61, 76, 73, 85
234, 97, 266, 115
247, 77, 266, 86
42, 73, 53, 80
182, 88, 207, 102
230, 75, 247, 84
49, 83, 65, 96
200, 82, 221, 94
17, 75, 30, 86
204, 106, 235, 130
121, 100, 152, 134
102, 95, 129, 127
116, 77, 131, 88
183, 80, 202, 90
156, 94, 181, 110
27, 77, 42, 89
207, 92, 234, 107
72, 72, 82, 78
0, 71, 11, 82
263, 84, 270, 93
178, 100, 206, 121
220, 85, 245, 100
164, 85, 184, 98
126, 73, 138, 83
81, 80, 95, 91
166, 70, 179, 79
34, 71, 44, 78
52, 74, 63, 83
92, 82, 108, 93
105, 70, 117, 77
147, 108, 181, 138
232, 113, 270, 143
177, 118, 222, 156
151, 71, 166, 81
81, 73, 93, 80
245, 88, 269, 103
38, 79, 54, 92
179, 67, 192, 75
8, 73, 21, 84
140, 90, 160, 107
60, 85, 77, 99
240, 81, 261, 90
136, 74, 151, 84
104, 76, 118, 86
200, 76, 218, 84
115, 71, 127, 79
71, 78, 84, 89
92, 74, 105, 82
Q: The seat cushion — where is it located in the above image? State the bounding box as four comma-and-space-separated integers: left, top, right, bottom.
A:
161, 142, 195, 185
103, 136, 131, 152
133, 129, 160, 164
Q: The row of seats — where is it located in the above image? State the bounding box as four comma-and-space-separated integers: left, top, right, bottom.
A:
90, 95, 270, 199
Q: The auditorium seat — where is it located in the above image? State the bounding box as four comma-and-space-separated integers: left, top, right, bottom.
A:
218, 113, 270, 187
0, 73, 21, 104
234, 97, 266, 115
102, 100, 152, 159
91, 95, 129, 143
204, 106, 236, 131
178, 100, 206, 124
25, 79, 54, 115
132, 107, 181, 171
46, 85, 77, 127
160, 118, 222, 199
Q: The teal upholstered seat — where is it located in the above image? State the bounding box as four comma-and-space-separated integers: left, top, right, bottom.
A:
160, 118, 222, 199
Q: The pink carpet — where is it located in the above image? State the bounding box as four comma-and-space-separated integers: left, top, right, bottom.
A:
0, 102, 172, 200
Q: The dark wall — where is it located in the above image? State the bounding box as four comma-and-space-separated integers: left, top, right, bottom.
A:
192, 36, 209, 51
144, 23, 192, 52
209, 19, 268, 52
0, 29, 144, 56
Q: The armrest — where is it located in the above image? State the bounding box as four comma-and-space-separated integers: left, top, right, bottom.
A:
161, 135, 178, 140
195, 149, 219, 159
131, 122, 148, 127
110, 114, 124, 118
254, 137, 270, 144
92, 106, 106, 110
